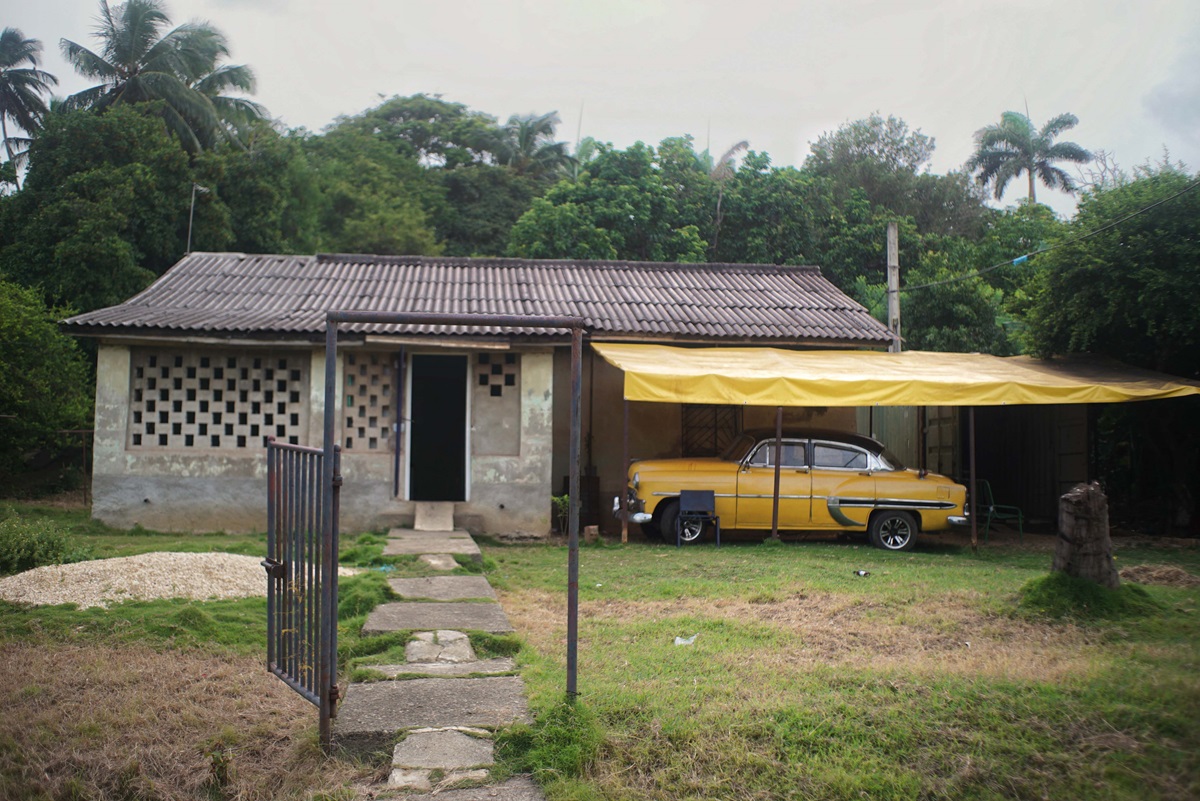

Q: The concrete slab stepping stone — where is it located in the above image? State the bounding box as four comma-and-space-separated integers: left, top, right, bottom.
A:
368, 657, 517, 679
405, 630, 475, 663
363, 603, 513, 636
389, 576, 497, 601
334, 677, 529, 756
393, 729, 493, 769
419, 554, 459, 571
383, 775, 546, 800
385, 529, 481, 560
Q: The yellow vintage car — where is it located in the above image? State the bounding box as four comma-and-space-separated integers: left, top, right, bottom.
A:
620, 429, 968, 550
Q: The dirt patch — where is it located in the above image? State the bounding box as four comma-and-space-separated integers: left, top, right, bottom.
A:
1119, 563, 1200, 588
0, 642, 367, 800
502, 589, 1100, 684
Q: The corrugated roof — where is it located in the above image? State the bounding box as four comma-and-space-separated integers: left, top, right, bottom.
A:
62, 252, 893, 344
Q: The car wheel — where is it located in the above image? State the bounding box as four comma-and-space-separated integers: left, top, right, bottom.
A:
640, 517, 663, 541
659, 499, 707, 544
869, 510, 917, 551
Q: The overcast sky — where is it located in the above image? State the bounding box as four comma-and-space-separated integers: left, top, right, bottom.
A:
10, 0, 1200, 217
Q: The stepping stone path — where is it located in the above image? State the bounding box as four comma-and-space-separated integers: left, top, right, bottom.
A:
334, 526, 544, 800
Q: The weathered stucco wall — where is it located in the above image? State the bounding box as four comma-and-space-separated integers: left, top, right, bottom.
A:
91, 342, 556, 536
464, 350, 553, 536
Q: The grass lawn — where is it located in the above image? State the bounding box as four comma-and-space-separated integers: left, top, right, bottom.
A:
2, 501, 1198, 800
488, 536, 1200, 801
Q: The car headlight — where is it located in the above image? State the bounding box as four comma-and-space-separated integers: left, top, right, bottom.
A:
632, 472, 639, 490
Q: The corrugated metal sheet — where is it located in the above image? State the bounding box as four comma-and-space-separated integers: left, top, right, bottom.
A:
62, 252, 893, 344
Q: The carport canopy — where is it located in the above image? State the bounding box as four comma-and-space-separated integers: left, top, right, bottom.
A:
592, 343, 1200, 407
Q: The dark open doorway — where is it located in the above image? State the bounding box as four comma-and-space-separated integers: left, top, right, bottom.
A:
409, 354, 467, 501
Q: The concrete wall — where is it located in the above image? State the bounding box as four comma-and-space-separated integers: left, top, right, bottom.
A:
91, 342, 556, 536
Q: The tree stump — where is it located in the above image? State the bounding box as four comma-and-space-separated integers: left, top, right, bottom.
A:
1053, 482, 1120, 588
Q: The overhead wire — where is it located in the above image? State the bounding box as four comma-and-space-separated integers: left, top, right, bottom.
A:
892, 177, 1200, 294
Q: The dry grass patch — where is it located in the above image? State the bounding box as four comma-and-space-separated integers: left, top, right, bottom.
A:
504, 587, 1103, 683
0, 642, 368, 800
1120, 563, 1200, 588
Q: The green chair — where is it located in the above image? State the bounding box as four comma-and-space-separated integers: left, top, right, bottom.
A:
979, 479, 1023, 543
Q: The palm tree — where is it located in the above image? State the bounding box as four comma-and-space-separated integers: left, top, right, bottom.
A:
708, 140, 748, 257
967, 111, 1092, 203
0, 28, 58, 187
498, 111, 574, 178
60, 0, 265, 151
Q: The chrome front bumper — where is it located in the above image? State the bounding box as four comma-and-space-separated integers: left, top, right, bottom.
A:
613, 494, 653, 524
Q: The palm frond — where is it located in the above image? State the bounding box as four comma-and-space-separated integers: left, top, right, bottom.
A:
711, 140, 749, 182
59, 82, 112, 112
1038, 112, 1079, 140
1043, 141, 1092, 164
59, 39, 117, 81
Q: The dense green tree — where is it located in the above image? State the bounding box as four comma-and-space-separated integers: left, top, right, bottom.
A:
60, 0, 266, 151
507, 142, 706, 262
710, 152, 829, 266
304, 125, 441, 255
0, 280, 91, 472
195, 124, 320, 254
966, 111, 1092, 203
433, 165, 538, 256
1023, 166, 1200, 374
0, 104, 198, 311
804, 113, 987, 238
0, 28, 58, 186
899, 239, 1014, 354
338, 93, 502, 168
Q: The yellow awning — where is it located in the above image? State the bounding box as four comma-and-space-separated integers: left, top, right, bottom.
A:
592, 343, 1200, 406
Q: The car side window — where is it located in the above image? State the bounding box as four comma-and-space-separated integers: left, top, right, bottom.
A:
813, 443, 868, 470
747, 441, 807, 467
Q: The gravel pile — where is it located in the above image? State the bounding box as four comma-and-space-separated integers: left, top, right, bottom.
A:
0, 552, 359, 609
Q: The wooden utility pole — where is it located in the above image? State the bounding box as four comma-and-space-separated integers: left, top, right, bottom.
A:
887, 221, 901, 353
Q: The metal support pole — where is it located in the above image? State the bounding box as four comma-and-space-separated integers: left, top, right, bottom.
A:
319, 320, 338, 752
621, 399, 630, 544
969, 407, 978, 551
566, 326, 583, 699
771, 406, 783, 540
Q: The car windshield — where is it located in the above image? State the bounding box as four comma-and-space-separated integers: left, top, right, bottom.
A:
720, 433, 758, 463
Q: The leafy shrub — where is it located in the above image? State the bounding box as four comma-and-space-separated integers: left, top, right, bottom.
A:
0, 513, 86, 574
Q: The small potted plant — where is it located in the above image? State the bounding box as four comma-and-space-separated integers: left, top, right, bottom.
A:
551, 494, 569, 535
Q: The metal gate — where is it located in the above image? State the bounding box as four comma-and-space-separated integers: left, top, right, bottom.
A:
263, 438, 341, 748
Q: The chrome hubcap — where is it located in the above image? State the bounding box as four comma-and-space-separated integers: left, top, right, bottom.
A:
879, 517, 912, 549
680, 520, 704, 542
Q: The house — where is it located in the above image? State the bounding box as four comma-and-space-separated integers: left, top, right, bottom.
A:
62, 253, 893, 535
